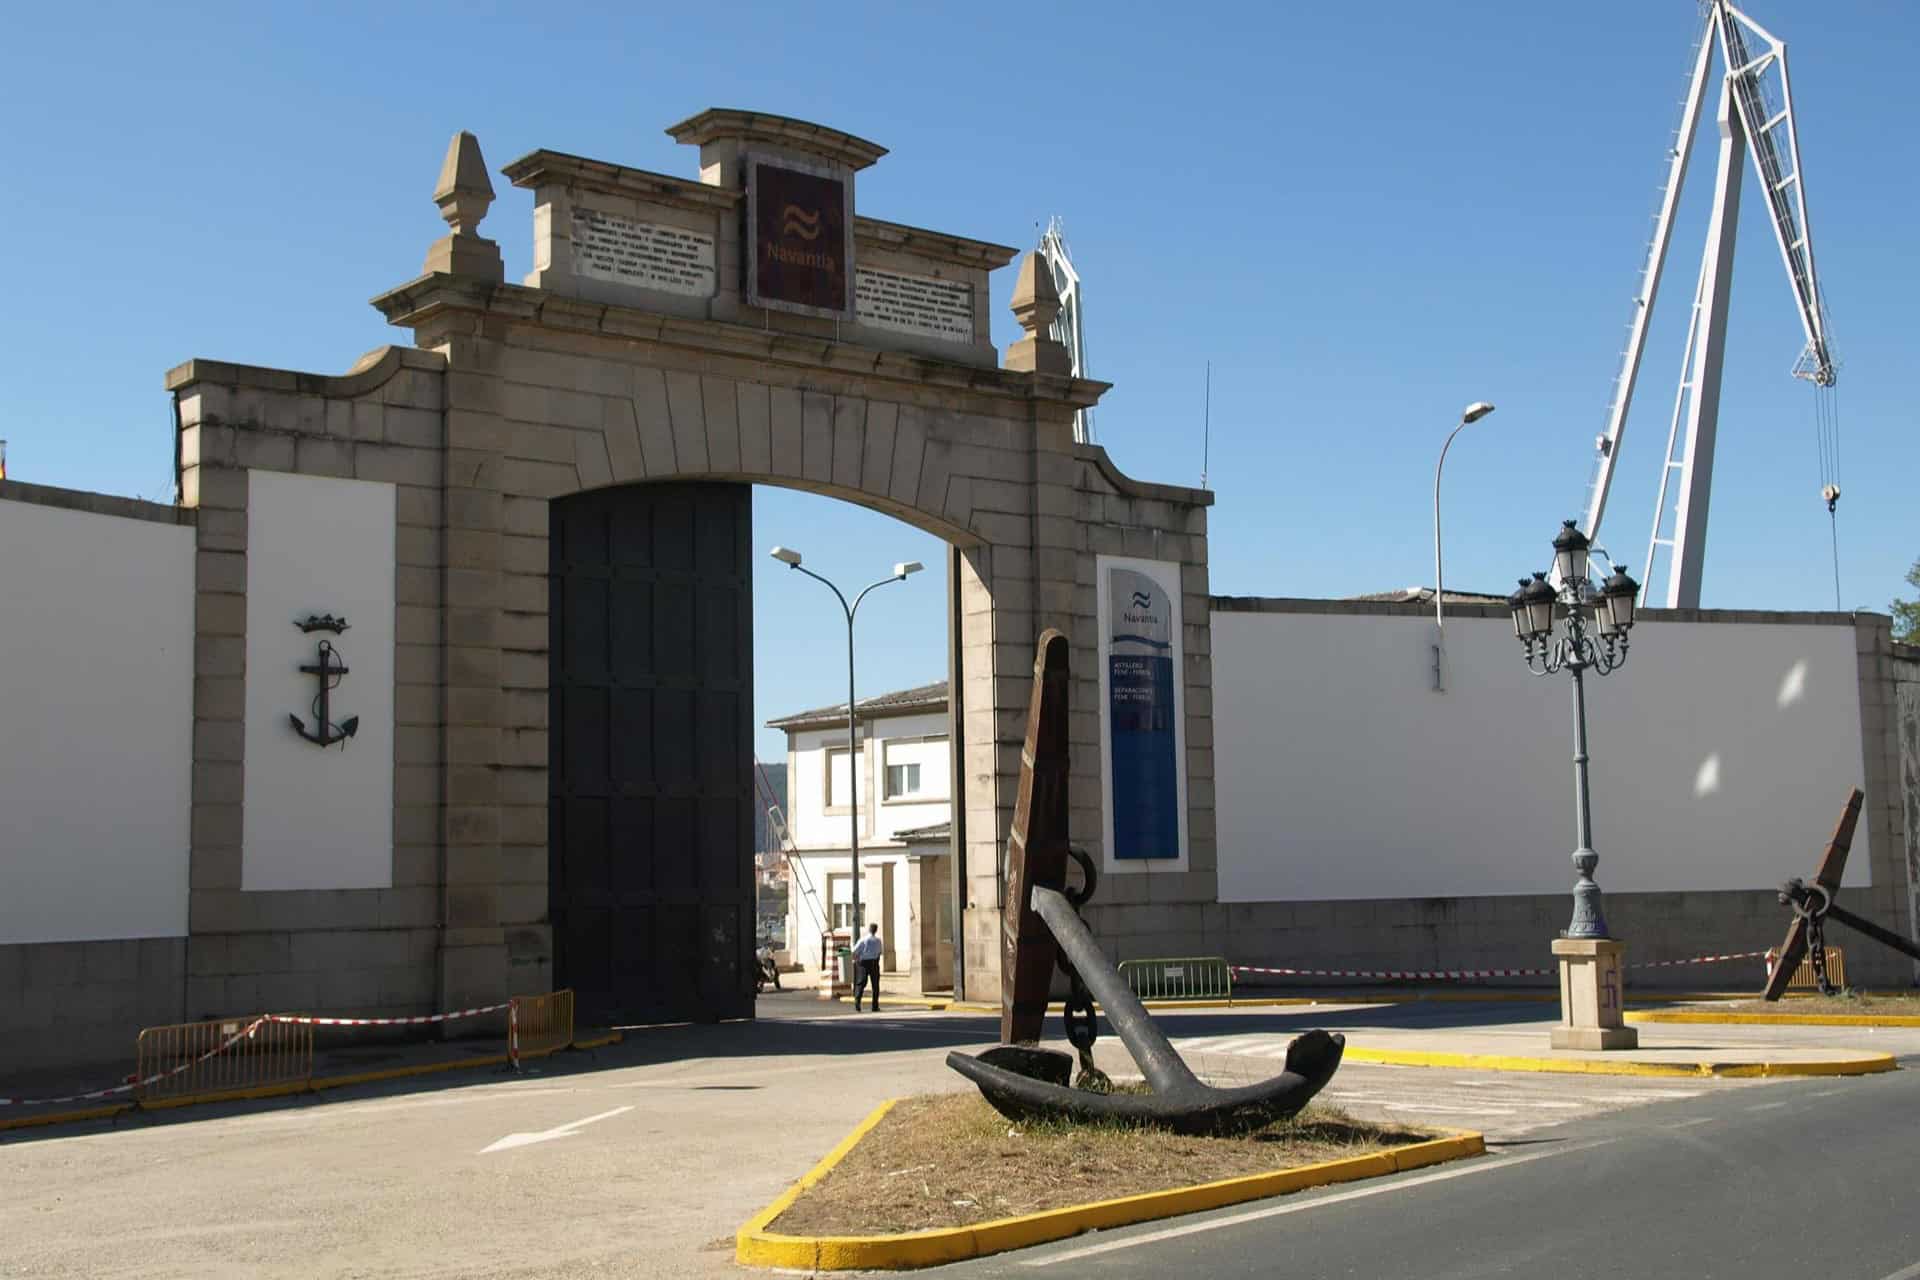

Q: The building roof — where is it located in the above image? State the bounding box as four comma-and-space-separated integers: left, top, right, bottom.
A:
896, 821, 951, 843
1349, 586, 1514, 606
765, 680, 948, 731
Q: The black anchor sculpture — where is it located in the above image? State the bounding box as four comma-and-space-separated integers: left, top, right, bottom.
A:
946, 629, 1343, 1137
288, 614, 359, 748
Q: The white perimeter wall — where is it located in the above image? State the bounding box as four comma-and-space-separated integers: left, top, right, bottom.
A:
1215, 610, 1867, 902
243, 471, 395, 891
0, 499, 194, 943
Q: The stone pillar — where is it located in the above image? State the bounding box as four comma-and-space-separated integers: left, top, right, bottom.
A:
1550, 938, 1637, 1050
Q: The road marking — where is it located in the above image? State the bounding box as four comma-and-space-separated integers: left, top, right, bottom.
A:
1747, 1101, 1789, 1112
480, 1104, 633, 1153
1873, 1262, 1920, 1280
1021, 1140, 1614, 1267
1380, 1103, 1518, 1116
1672, 1117, 1715, 1129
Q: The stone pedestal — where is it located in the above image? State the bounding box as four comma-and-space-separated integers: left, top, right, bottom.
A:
1550, 937, 1639, 1050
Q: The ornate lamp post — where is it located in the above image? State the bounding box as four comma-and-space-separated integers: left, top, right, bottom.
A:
1506, 520, 1642, 1049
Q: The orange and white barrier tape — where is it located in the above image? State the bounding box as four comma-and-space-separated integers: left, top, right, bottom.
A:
1, 1017, 268, 1108
1231, 948, 1774, 984
263, 1004, 508, 1028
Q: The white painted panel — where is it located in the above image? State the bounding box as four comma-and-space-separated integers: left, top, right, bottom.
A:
243, 471, 395, 891
0, 500, 194, 943
1214, 611, 1867, 902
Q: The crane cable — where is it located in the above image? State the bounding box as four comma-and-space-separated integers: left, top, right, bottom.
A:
1814, 378, 1842, 610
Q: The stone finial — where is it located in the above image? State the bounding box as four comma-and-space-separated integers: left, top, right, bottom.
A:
434, 131, 495, 233
1005, 250, 1071, 375
424, 131, 504, 282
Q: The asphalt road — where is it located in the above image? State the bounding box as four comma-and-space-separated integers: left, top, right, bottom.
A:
945, 1061, 1920, 1280
3, 997, 1913, 1278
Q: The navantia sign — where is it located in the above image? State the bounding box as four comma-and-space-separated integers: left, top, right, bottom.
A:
745, 154, 852, 318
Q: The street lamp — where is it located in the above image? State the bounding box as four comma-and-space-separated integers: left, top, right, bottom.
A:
769, 546, 924, 945
1505, 521, 1640, 940
1431, 401, 1496, 692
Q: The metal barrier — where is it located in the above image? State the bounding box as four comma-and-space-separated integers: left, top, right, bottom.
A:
1765, 946, 1847, 992
1118, 956, 1234, 1002
509, 989, 576, 1064
135, 1015, 313, 1103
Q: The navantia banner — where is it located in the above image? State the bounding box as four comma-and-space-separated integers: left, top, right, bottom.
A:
1103, 562, 1184, 863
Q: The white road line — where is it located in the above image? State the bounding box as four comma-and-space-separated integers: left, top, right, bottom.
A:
1671, 1117, 1715, 1129
1380, 1103, 1518, 1116
479, 1104, 633, 1153
1746, 1101, 1789, 1112
1021, 1140, 1614, 1267
1874, 1262, 1920, 1280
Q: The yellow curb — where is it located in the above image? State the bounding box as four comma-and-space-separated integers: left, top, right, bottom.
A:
571, 1031, 625, 1049
1341, 1045, 1898, 1079
1628, 1010, 1920, 1028
736, 1100, 1484, 1270
0, 1102, 133, 1134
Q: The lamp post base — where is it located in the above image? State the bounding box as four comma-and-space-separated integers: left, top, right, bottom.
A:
1549, 937, 1638, 1051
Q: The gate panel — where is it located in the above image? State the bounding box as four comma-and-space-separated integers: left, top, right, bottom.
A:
549, 482, 754, 1026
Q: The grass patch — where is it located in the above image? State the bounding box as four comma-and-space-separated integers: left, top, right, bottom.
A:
768, 1091, 1434, 1237
1722, 989, 1920, 1014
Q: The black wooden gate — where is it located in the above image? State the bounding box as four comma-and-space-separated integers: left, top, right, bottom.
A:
549, 482, 754, 1026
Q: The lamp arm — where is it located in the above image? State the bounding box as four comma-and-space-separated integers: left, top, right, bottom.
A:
790, 562, 854, 624
849, 573, 904, 623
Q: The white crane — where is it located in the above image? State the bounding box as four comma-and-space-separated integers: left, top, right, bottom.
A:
1581, 0, 1838, 609
1037, 217, 1095, 445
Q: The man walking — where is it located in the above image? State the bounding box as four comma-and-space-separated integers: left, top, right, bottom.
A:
851, 922, 883, 1012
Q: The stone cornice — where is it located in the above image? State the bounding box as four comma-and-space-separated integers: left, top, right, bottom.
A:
164, 344, 446, 397
500, 150, 741, 213
1076, 444, 1214, 508
369, 273, 1110, 412
664, 108, 887, 170
853, 217, 1018, 272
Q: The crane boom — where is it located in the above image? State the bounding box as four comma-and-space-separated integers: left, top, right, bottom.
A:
1581, 1, 1837, 610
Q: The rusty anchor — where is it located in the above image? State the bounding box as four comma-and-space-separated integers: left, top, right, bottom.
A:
946, 629, 1344, 1136
1763, 787, 1920, 998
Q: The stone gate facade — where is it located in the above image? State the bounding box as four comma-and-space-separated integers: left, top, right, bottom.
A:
165, 110, 1216, 1016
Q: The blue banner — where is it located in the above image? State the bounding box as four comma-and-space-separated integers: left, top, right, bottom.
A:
1107, 568, 1179, 860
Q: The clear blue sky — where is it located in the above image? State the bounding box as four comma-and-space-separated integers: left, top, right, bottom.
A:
3, 2, 1913, 765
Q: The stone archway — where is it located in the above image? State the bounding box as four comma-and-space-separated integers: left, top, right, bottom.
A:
165, 110, 1216, 1023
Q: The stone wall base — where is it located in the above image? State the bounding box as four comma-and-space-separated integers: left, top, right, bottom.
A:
0, 938, 186, 1073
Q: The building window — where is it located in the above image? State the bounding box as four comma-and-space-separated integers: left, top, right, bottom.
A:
826, 746, 862, 809
885, 762, 922, 798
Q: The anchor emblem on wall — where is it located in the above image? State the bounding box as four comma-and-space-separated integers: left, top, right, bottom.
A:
288, 614, 359, 748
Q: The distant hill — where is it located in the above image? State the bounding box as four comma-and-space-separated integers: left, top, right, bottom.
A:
753, 762, 789, 853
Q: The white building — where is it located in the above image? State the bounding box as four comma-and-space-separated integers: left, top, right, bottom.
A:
767, 681, 954, 990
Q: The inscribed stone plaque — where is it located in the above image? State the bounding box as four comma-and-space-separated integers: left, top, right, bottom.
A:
571, 208, 716, 297
745, 155, 852, 318
855, 268, 974, 342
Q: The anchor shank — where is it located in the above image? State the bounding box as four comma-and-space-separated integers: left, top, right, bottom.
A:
1824, 900, 1920, 965
1029, 886, 1202, 1097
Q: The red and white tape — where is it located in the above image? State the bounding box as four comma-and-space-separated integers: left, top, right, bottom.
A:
1232, 964, 1552, 981
1231, 949, 1777, 984
3, 1002, 515, 1109
0, 1017, 267, 1108
264, 1003, 508, 1028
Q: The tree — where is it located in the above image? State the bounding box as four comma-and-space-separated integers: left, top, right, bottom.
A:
1894, 557, 1920, 644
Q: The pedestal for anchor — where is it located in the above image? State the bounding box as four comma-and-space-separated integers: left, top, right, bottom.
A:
1550, 938, 1638, 1050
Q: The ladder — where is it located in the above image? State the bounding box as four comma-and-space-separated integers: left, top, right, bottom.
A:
755, 756, 826, 944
